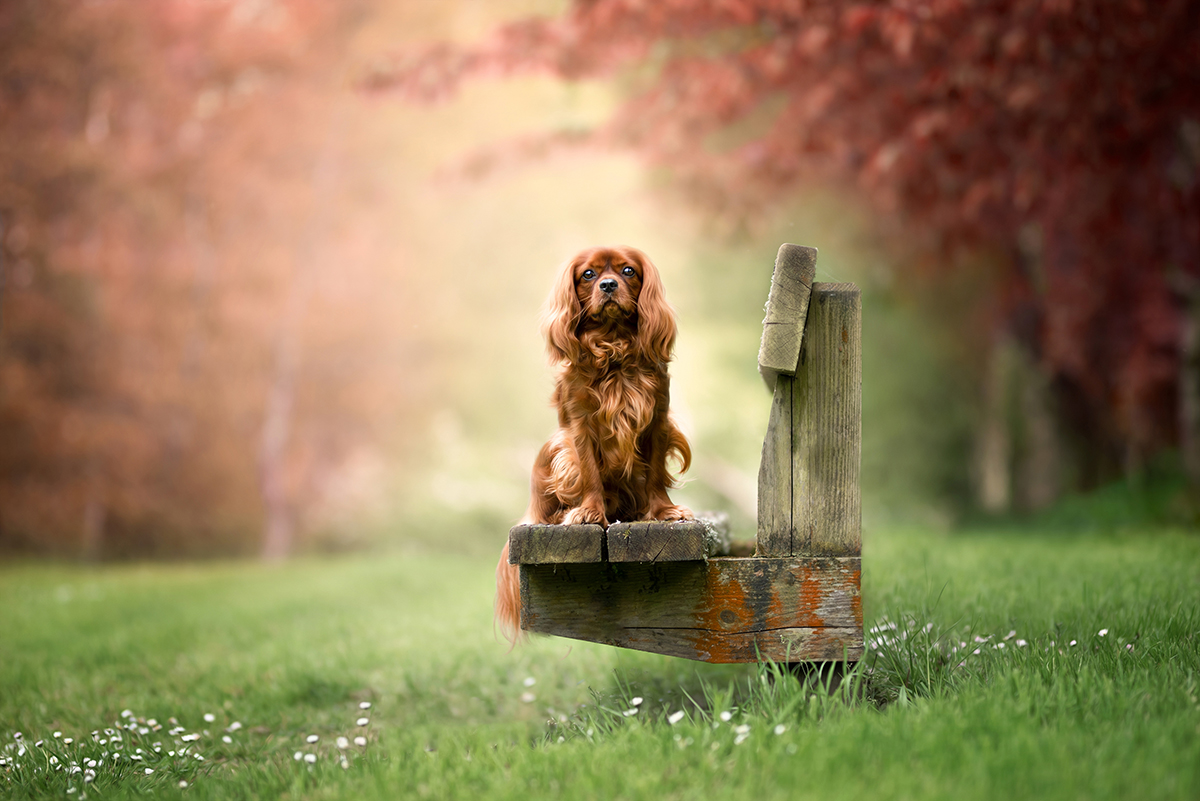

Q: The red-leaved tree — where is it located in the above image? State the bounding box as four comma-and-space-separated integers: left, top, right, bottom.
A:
369, 0, 1200, 502
0, 0, 413, 557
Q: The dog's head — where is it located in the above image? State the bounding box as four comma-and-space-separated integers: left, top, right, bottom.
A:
542, 245, 676, 366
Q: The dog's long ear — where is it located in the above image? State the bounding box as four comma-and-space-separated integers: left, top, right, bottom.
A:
541, 253, 583, 365
632, 249, 677, 364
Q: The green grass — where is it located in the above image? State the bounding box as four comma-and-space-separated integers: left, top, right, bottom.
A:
1, 521, 1198, 800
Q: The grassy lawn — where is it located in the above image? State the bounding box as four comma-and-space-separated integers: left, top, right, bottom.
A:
1, 521, 1198, 800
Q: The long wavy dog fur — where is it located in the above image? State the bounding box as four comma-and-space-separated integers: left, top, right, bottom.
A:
496, 246, 692, 641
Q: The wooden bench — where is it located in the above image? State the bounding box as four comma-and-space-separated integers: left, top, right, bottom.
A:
507, 244, 863, 664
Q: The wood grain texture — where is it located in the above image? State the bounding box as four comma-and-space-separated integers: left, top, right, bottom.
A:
758, 283, 862, 557
534, 626, 863, 663
792, 283, 862, 556
521, 556, 863, 663
756, 375, 793, 557
758, 244, 818, 389
607, 514, 731, 562
508, 523, 603, 564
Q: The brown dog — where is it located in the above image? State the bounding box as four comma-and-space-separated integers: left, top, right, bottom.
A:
495, 246, 692, 641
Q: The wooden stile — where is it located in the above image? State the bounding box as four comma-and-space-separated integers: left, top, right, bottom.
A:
607, 515, 731, 563
509, 243, 863, 665
508, 523, 603, 564
792, 283, 862, 557
520, 557, 863, 663
509, 517, 731, 565
758, 281, 862, 558
757, 374, 794, 556
758, 244, 818, 389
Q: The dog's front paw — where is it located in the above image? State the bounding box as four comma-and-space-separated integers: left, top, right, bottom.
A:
563, 505, 608, 527
644, 503, 693, 522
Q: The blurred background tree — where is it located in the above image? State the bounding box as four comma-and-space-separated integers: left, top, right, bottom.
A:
2, 0, 1196, 561
0, 0, 416, 558
370, 0, 1200, 510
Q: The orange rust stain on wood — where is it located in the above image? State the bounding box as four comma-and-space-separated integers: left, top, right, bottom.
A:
851, 567, 863, 625
767, 576, 786, 630
699, 563, 751, 630
795, 573, 826, 627
520, 557, 862, 663
691, 563, 750, 662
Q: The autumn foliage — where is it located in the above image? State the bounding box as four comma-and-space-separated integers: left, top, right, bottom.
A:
371, 0, 1200, 492
3, 0, 1198, 558
0, 0, 416, 557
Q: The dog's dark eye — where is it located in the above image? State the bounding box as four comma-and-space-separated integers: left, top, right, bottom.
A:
581, 269, 596, 280
621, 266, 636, 277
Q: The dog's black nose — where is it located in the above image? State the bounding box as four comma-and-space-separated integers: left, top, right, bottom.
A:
599, 278, 618, 294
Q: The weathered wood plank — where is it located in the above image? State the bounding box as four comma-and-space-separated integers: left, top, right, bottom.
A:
758, 283, 862, 557
758, 244, 818, 389
520, 557, 862, 663
607, 514, 731, 562
757, 375, 793, 557
793, 283, 862, 556
567, 627, 864, 664
508, 523, 603, 564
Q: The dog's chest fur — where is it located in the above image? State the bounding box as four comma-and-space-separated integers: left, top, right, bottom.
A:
563, 332, 660, 478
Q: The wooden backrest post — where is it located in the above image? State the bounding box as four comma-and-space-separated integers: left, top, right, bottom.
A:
757, 245, 861, 558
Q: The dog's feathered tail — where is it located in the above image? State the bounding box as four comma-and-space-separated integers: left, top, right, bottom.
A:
667, 420, 692, 484
494, 540, 523, 645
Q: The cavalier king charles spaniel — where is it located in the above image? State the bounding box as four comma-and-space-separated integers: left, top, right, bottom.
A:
495, 246, 693, 641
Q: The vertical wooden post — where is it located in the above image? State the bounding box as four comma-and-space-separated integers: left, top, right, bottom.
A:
757, 257, 861, 557
757, 244, 816, 556
792, 283, 861, 556
757, 375, 794, 555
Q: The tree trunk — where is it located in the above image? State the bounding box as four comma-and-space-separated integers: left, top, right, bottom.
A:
975, 334, 1013, 513
181, 195, 216, 377
81, 495, 106, 562
258, 323, 299, 562
81, 459, 105, 561
1016, 349, 1062, 512
257, 123, 342, 561
1181, 280, 1200, 494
